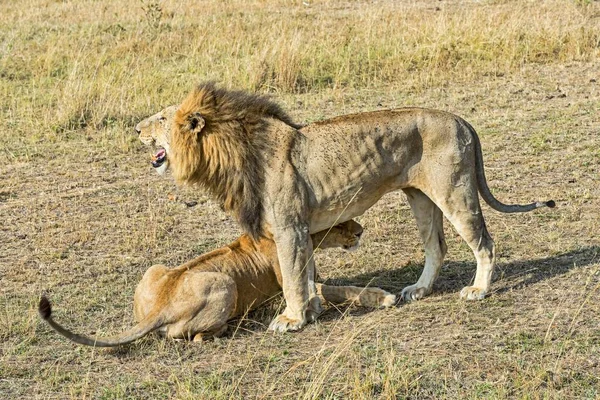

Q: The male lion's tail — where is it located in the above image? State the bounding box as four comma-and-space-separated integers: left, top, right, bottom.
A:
465, 120, 556, 213
38, 296, 163, 347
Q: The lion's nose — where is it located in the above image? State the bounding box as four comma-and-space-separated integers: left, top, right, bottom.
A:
134, 125, 141, 134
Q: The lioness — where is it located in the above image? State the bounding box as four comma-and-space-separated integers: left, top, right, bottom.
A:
137, 83, 554, 332
39, 220, 396, 346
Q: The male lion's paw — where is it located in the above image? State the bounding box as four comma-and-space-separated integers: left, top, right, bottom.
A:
401, 284, 430, 302
268, 314, 307, 333
460, 286, 487, 300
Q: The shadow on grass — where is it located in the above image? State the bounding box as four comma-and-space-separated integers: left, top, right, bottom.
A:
230, 246, 600, 330
326, 246, 600, 297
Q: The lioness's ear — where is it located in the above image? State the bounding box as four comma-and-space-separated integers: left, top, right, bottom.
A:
188, 112, 206, 135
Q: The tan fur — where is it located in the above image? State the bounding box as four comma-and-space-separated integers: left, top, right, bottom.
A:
39, 221, 396, 346
142, 85, 554, 332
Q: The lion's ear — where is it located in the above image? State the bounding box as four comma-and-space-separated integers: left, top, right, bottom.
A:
188, 112, 206, 135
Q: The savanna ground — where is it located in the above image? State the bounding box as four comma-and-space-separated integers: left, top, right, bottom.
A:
1, 0, 600, 398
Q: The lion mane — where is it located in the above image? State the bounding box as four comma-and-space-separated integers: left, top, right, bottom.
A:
170, 82, 302, 239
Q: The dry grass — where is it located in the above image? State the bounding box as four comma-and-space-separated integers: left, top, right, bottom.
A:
2, 0, 599, 147
2, 0, 600, 398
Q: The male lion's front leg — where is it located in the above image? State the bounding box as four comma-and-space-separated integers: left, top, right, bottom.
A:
269, 225, 322, 332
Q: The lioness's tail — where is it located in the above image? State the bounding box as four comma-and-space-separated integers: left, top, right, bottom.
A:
465, 120, 555, 213
316, 283, 396, 308
38, 296, 163, 347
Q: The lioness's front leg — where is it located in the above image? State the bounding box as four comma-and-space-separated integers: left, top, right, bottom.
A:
268, 224, 322, 332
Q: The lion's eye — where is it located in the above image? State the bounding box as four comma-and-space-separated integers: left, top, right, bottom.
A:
159, 116, 166, 122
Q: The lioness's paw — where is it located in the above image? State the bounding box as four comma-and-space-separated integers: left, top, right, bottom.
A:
401, 284, 430, 302
380, 293, 397, 308
268, 314, 306, 333
193, 333, 209, 342
460, 286, 487, 300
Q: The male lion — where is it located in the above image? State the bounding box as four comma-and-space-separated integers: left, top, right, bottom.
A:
39, 220, 396, 346
138, 83, 554, 332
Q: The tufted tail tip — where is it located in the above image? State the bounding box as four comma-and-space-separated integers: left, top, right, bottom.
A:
535, 200, 555, 209
38, 296, 52, 320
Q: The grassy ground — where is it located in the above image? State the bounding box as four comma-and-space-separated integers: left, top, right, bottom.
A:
2, 0, 600, 398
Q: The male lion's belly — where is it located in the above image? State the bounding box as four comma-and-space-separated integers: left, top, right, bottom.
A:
308, 180, 398, 233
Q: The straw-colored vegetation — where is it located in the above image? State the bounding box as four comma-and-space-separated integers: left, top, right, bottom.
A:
2, 0, 599, 145
1, 0, 599, 398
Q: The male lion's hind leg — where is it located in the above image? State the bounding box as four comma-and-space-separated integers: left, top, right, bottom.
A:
433, 187, 495, 300
457, 219, 495, 300
401, 188, 447, 302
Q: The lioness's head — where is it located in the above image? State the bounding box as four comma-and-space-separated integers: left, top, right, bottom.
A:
136, 105, 177, 175
312, 220, 364, 252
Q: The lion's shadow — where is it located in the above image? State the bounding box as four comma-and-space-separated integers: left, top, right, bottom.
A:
233, 246, 599, 331
327, 245, 599, 297
310, 245, 598, 325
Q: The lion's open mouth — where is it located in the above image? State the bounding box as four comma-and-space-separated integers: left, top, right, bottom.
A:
152, 148, 167, 168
